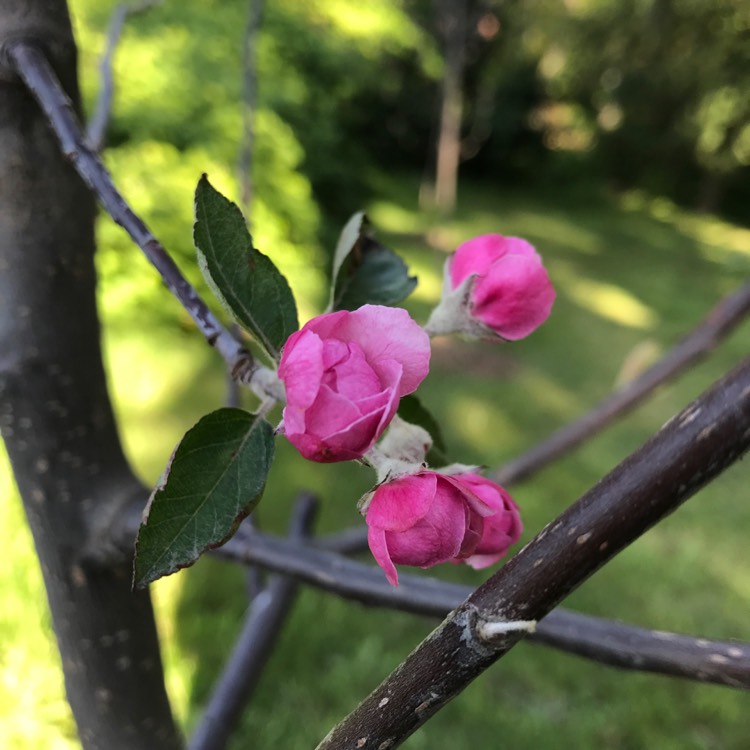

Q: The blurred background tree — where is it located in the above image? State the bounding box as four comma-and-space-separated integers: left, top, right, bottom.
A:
73, 0, 750, 330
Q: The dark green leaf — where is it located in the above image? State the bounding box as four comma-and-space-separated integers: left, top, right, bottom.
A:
334, 243, 417, 311
329, 212, 417, 311
133, 408, 275, 588
397, 395, 448, 466
329, 211, 367, 309
194, 175, 298, 360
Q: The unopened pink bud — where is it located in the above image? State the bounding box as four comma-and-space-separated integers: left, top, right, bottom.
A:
449, 234, 555, 340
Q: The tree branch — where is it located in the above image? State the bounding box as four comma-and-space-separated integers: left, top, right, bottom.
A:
237, 0, 265, 213
204, 525, 750, 691
86, 0, 161, 151
188, 494, 318, 750
316, 357, 750, 748
492, 280, 750, 485
531, 608, 750, 690
4, 40, 252, 374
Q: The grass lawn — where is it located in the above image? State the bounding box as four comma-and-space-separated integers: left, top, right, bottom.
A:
2, 176, 749, 749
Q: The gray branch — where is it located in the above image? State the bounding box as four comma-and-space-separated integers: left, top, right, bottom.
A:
87, 0, 161, 151
205, 523, 750, 691
188, 494, 318, 750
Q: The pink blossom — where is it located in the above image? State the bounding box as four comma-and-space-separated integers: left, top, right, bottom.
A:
449, 234, 555, 340
278, 305, 430, 462
365, 471, 522, 585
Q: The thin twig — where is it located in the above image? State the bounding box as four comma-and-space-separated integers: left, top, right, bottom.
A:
237, 0, 265, 214
188, 494, 318, 750
213, 522, 750, 691
492, 280, 750, 485
316, 357, 750, 748
6, 41, 251, 373
225, 324, 244, 409
87, 0, 161, 151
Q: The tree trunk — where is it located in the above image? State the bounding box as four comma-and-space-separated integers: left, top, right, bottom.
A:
0, 2, 181, 748
432, 0, 468, 215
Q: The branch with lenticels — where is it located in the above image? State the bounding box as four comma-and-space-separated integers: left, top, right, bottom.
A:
314, 356, 750, 749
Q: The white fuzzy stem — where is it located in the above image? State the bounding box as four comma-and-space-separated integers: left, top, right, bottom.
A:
477, 619, 538, 640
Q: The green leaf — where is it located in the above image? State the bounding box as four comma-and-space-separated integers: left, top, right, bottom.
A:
194, 175, 298, 360
329, 212, 417, 312
133, 408, 275, 588
397, 395, 448, 466
329, 210, 367, 309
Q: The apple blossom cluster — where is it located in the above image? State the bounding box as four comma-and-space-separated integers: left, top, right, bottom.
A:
277, 234, 554, 585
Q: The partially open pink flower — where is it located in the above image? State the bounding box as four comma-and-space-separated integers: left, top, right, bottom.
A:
448, 234, 555, 340
278, 305, 430, 463
365, 471, 522, 585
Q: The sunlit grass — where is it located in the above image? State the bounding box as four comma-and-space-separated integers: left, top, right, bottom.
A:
560, 269, 660, 330
621, 190, 750, 264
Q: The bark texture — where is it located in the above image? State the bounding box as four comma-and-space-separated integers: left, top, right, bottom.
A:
0, 2, 181, 747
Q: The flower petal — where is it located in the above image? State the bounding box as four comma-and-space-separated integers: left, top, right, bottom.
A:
385, 483, 466, 566
332, 305, 430, 396
367, 526, 399, 586
365, 472, 437, 531
449, 235, 504, 287
321, 340, 382, 400
278, 329, 324, 412
463, 551, 508, 570
472, 253, 555, 340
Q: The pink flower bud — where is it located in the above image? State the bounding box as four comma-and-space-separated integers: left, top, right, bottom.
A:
278, 305, 430, 463
364, 471, 522, 585
426, 234, 554, 341
449, 234, 555, 340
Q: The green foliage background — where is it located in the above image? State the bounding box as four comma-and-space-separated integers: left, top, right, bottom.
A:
1, 1, 749, 748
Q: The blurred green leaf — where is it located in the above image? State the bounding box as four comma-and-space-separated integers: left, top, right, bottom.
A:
194, 175, 298, 361
328, 211, 367, 310
331, 213, 417, 311
133, 408, 275, 588
397, 395, 448, 466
